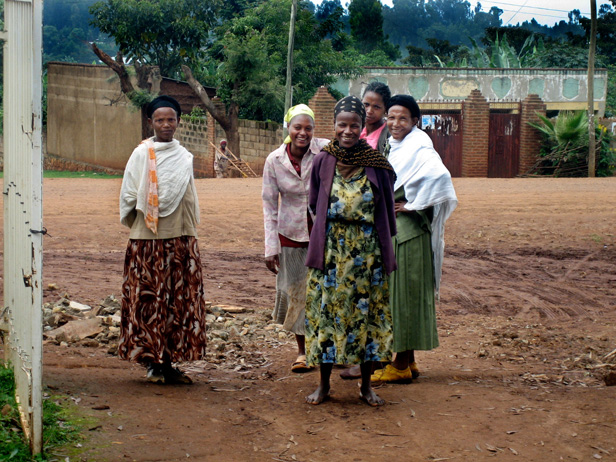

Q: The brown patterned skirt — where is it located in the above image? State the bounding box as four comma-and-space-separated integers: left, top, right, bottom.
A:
118, 236, 208, 364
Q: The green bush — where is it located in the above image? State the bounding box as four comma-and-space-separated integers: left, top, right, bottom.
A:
528, 111, 616, 177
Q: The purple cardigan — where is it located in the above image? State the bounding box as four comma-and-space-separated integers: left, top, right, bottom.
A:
305, 151, 398, 275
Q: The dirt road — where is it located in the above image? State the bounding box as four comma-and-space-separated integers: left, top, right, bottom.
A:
2, 177, 616, 461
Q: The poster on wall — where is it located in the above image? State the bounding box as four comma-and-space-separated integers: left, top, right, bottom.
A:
422, 115, 435, 130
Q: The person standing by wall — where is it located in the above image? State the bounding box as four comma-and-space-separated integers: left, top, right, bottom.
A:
214, 139, 228, 178
119, 95, 208, 384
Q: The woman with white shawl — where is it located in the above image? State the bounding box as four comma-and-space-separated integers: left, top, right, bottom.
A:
119, 95, 207, 385
371, 95, 457, 383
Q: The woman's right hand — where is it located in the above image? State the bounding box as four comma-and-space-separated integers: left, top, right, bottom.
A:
265, 255, 280, 274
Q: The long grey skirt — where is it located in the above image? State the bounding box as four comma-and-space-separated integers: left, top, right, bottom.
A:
272, 246, 308, 335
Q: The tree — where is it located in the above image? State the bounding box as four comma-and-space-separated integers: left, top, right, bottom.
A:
90, 0, 221, 78
43, 0, 117, 64
348, 0, 399, 60
528, 111, 615, 177
314, 0, 350, 51
183, 0, 361, 157
88, 0, 222, 138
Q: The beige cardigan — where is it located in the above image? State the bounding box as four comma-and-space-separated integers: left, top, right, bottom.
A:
124, 185, 198, 240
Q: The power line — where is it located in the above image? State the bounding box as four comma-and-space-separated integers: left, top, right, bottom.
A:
481, 1, 590, 16
505, 0, 529, 25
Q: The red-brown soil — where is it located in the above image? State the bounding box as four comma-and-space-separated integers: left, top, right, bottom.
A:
1, 177, 616, 461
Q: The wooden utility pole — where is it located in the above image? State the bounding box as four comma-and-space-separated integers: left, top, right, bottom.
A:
283, 0, 298, 138
588, 0, 597, 177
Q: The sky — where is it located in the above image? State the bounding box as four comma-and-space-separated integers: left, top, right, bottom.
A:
313, 1, 599, 26
470, 1, 593, 26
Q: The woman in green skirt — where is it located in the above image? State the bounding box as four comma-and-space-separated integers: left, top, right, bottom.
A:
371, 95, 457, 383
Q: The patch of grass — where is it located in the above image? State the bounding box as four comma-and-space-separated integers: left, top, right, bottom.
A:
0, 171, 122, 179
1, 364, 83, 461
589, 234, 604, 244
42, 171, 122, 179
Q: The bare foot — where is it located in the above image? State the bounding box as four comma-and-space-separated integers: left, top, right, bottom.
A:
339, 364, 361, 380
359, 388, 385, 407
306, 385, 330, 405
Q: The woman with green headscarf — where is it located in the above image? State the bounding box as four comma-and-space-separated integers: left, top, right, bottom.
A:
262, 104, 329, 372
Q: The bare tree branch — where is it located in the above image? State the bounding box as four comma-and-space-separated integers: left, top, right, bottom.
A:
181, 64, 231, 131
91, 43, 135, 96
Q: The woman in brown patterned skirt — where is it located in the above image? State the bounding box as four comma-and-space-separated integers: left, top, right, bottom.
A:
119, 95, 208, 384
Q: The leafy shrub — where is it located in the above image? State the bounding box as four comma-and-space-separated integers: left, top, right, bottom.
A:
528, 111, 616, 177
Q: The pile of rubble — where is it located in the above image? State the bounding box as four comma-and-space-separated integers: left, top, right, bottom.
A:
472, 320, 616, 387
43, 295, 294, 373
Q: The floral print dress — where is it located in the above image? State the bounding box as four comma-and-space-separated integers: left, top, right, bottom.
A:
305, 168, 393, 366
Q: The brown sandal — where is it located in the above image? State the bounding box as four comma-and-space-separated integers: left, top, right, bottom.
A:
291, 355, 313, 373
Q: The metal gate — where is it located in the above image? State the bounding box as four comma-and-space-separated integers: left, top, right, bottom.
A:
488, 111, 520, 178
419, 112, 463, 177
2, 0, 44, 454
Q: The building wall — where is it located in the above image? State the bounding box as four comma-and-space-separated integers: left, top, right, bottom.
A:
175, 118, 211, 178
176, 118, 283, 178
338, 67, 608, 116
47, 63, 282, 177
239, 120, 283, 176
47, 62, 142, 171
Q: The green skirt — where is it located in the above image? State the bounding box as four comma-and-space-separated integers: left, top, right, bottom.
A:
391, 188, 438, 352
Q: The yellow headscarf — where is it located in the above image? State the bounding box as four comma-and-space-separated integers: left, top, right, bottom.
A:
283, 104, 315, 144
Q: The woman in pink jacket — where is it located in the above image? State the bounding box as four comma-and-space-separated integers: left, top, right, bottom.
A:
262, 104, 329, 372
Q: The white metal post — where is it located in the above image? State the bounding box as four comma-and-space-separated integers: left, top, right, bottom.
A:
3, 0, 44, 454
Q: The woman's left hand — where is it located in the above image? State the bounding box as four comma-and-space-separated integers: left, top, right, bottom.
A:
394, 201, 411, 215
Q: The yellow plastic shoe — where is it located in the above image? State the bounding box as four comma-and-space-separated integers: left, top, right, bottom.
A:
370, 364, 413, 384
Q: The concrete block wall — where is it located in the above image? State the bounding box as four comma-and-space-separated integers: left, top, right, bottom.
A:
239, 119, 283, 175
519, 94, 547, 175
176, 115, 282, 178
461, 89, 490, 177
175, 118, 212, 178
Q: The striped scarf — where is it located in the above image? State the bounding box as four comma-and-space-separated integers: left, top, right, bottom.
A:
323, 138, 394, 173
144, 139, 159, 234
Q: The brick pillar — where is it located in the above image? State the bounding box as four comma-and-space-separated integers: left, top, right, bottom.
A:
519, 94, 547, 175
309, 86, 336, 141
461, 89, 490, 177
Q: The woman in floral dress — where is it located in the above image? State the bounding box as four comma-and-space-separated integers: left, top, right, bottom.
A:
304, 95, 397, 406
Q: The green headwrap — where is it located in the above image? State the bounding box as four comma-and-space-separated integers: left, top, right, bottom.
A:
283, 104, 315, 144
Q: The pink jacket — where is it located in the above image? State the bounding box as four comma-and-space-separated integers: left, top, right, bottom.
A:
262, 138, 329, 257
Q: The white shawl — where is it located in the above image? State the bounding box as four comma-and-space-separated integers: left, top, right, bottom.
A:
388, 126, 458, 295
120, 138, 199, 228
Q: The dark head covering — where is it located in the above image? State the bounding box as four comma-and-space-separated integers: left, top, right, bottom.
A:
387, 94, 420, 118
334, 95, 366, 125
146, 95, 182, 119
